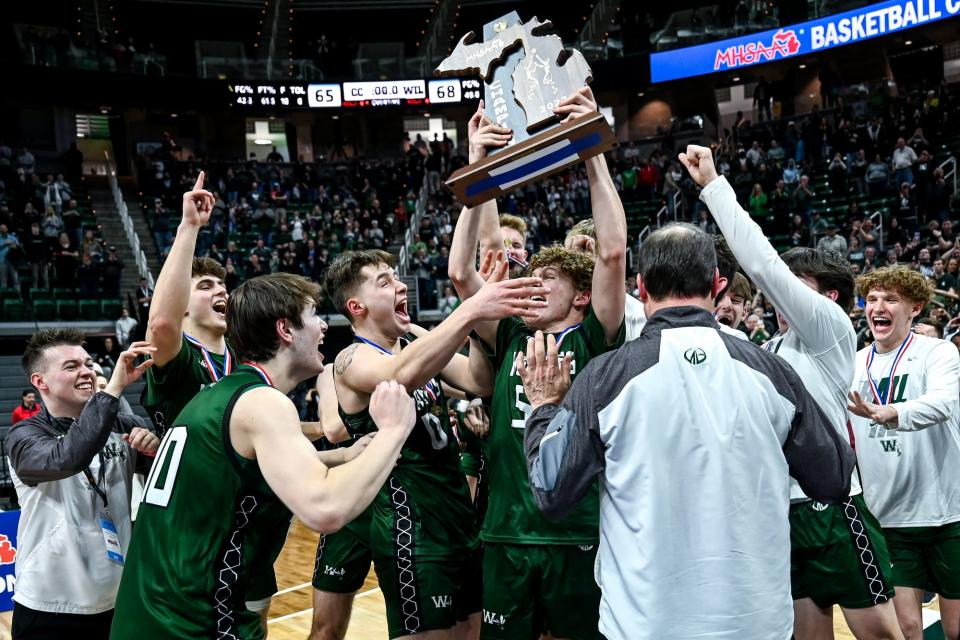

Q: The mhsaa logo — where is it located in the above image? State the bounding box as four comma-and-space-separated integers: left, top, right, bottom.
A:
714, 29, 801, 70
0, 535, 16, 565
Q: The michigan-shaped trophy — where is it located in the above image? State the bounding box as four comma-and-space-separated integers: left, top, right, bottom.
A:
435, 11, 617, 206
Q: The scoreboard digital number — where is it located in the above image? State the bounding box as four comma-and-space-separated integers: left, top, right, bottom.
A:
307, 84, 343, 108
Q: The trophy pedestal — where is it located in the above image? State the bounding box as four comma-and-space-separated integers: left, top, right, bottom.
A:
444, 112, 617, 207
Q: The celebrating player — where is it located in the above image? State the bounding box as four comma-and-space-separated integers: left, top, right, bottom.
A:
849, 267, 960, 640
681, 144, 902, 639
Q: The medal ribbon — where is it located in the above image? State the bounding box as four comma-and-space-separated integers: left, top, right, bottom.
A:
241, 361, 274, 387
184, 333, 232, 382
866, 333, 913, 405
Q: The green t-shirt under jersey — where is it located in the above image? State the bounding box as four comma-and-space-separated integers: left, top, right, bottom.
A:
482, 307, 624, 545
112, 366, 291, 640
340, 337, 477, 560
142, 334, 235, 439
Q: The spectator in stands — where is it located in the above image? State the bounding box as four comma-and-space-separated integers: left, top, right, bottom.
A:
102, 246, 124, 298
866, 153, 890, 197
8, 330, 157, 640
82, 229, 103, 262
0, 224, 21, 290
24, 222, 51, 290
927, 168, 951, 222
135, 278, 153, 325
410, 246, 435, 309
437, 284, 459, 315
77, 253, 101, 297
95, 337, 119, 379
893, 182, 919, 232
42, 175, 65, 215
748, 183, 768, 220
41, 207, 62, 241
793, 175, 815, 222
115, 308, 138, 350
815, 223, 847, 255
266, 146, 284, 163
11, 389, 41, 425
892, 137, 918, 188
17, 147, 35, 175
846, 235, 865, 268
782, 158, 799, 188
753, 76, 772, 122
61, 200, 82, 248
827, 153, 848, 196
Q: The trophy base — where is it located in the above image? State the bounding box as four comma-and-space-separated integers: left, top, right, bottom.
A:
444, 111, 617, 207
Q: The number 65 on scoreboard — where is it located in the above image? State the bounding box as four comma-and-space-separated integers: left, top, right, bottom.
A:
307, 84, 343, 108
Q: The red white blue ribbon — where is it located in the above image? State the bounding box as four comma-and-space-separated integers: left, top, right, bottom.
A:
866, 333, 913, 405
241, 361, 274, 387
555, 323, 582, 349
184, 333, 232, 382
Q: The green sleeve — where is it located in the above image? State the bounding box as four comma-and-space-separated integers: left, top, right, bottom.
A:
144, 335, 194, 403
582, 305, 625, 354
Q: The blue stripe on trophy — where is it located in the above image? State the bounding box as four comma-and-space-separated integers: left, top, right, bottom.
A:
465, 131, 603, 198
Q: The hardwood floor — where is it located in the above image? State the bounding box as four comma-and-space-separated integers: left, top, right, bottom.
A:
268, 520, 937, 640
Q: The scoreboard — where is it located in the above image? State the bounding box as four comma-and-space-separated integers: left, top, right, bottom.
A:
230, 78, 481, 109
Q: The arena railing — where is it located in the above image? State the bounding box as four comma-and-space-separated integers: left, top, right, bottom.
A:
939, 156, 958, 196
105, 153, 156, 289
397, 174, 431, 279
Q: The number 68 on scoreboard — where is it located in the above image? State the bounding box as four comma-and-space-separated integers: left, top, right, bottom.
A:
307, 84, 343, 108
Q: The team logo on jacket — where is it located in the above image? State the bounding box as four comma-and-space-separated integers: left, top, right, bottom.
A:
683, 347, 707, 365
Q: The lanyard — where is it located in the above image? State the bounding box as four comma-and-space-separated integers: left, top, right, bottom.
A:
241, 361, 274, 387
354, 335, 394, 356
184, 333, 232, 382
866, 333, 914, 405
83, 455, 108, 510
554, 323, 582, 349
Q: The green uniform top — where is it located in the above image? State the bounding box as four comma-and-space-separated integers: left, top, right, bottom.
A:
142, 333, 235, 439
112, 365, 291, 640
482, 308, 624, 545
339, 336, 477, 560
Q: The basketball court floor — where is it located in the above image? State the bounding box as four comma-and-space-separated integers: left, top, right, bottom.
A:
267, 520, 947, 639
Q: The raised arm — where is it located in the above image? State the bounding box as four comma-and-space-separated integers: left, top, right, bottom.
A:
680, 145, 851, 355
340, 263, 546, 395
448, 101, 511, 301
147, 172, 214, 367
239, 382, 416, 533
556, 89, 626, 343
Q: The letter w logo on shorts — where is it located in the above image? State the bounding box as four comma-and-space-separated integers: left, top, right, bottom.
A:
431, 595, 452, 608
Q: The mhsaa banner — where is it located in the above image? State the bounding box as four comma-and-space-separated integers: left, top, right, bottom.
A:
650, 0, 960, 83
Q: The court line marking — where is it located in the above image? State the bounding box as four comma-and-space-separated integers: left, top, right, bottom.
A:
267, 586, 381, 625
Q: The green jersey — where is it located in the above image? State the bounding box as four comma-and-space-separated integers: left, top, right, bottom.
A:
142, 334, 235, 438
340, 336, 477, 560
112, 365, 290, 640
482, 308, 624, 545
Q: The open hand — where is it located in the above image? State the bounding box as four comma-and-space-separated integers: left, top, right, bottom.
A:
469, 263, 549, 321
847, 390, 899, 427
462, 400, 489, 438
516, 331, 572, 409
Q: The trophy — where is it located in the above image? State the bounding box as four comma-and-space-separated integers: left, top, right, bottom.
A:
435, 11, 617, 206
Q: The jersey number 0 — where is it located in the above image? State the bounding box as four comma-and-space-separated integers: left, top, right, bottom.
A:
142, 426, 189, 507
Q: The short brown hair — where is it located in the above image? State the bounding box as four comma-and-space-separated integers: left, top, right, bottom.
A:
323, 250, 394, 321
22, 328, 86, 376
727, 272, 752, 301
566, 218, 596, 241
226, 273, 321, 362
857, 266, 933, 305
499, 214, 528, 238
193, 257, 226, 281
528, 245, 594, 293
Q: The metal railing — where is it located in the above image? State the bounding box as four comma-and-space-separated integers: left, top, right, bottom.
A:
105, 154, 155, 288
396, 174, 432, 278
939, 156, 957, 196
868, 209, 885, 252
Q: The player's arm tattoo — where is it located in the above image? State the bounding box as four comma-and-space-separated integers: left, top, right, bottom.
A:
335, 343, 360, 375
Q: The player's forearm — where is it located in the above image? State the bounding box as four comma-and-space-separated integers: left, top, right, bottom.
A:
466, 338, 494, 396
448, 204, 488, 301
311, 430, 407, 531
391, 301, 481, 390
147, 223, 198, 353
477, 200, 505, 260
587, 154, 627, 263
